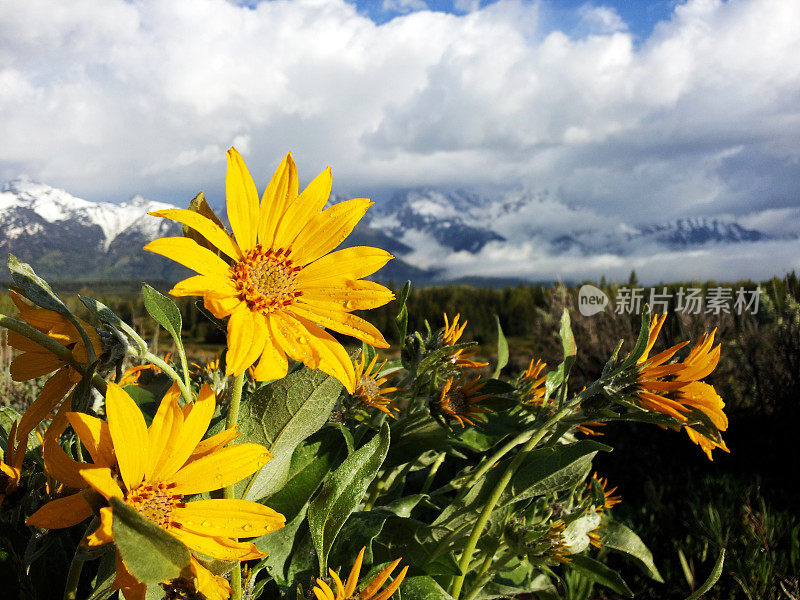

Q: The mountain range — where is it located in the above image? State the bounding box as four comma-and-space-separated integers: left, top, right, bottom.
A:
1, 177, 796, 285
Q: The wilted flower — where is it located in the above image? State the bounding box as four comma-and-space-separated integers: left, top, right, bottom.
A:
146, 148, 395, 392
521, 358, 547, 406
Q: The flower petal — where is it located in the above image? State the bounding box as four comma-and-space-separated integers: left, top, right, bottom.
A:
144, 237, 232, 279
226, 305, 267, 376
105, 383, 149, 489
10, 351, 61, 381
259, 152, 299, 247
288, 304, 389, 348
300, 280, 395, 312
272, 312, 356, 393
80, 466, 124, 500
16, 366, 73, 445
43, 436, 87, 489
273, 166, 332, 250
169, 443, 271, 495
174, 499, 285, 538
67, 412, 116, 468
26, 492, 93, 529
171, 528, 265, 561
226, 147, 260, 250
170, 275, 238, 299
152, 384, 217, 480
250, 326, 289, 382
188, 426, 240, 462
149, 209, 242, 260
86, 506, 115, 547
297, 247, 394, 286
291, 198, 373, 266
345, 547, 366, 597
203, 294, 242, 319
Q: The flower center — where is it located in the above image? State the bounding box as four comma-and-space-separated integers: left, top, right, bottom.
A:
357, 376, 381, 400
126, 482, 184, 529
442, 388, 468, 414
232, 245, 302, 313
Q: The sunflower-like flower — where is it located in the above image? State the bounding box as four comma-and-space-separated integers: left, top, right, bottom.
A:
437, 376, 491, 428
1, 369, 74, 505
312, 546, 408, 600
592, 475, 621, 513
6, 289, 101, 394
441, 313, 488, 369
27, 382, 285, 599
145, 148, 395, 393
352, 354, 400, 417
544, 521, 572, 564
521, 358, 547, 405
635, 314, 729, 460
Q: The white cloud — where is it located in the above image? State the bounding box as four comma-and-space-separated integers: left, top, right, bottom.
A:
0, 0, 797, 246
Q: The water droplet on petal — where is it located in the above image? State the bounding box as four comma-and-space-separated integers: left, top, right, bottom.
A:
201, 520, 212, 528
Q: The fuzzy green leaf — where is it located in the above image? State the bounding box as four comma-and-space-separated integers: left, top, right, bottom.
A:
110, 497, 192, 586
8, 254, 69, 315
308, 423, 390, 574
401, 576, 455, 600
601, 520, 664, 582
241, 367, 343, 501
141, 284, 183, 346
569, 555, 633, 598
492, 315, 509, 378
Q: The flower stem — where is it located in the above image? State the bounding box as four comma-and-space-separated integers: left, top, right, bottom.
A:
224, 371, 246, 600
63, 517, 99, 600
0, 313, 107, 394
448, 403, 577, 599
142, 349, 193, 403
421, 452, 446, 494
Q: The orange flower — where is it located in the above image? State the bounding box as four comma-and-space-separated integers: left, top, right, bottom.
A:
521, 358, 547, 406
442, 313, 488, 369
352, 354, 400, 417
635, 315, 729, 460
437, 376, 491, 428
312, 547, 407, 600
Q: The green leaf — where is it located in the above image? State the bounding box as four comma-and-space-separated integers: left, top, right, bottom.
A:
559, 308, 577, 374
620, 305, 652, 369
253, 506, 310, 586
492, 315, 508, 378
568, 555, 633, 598
141, 284, 183, 346
685, 548, 725, 600
401, 576, 454, 600
308, 422, 390, 575
241, 367, 343, 501
601, 520, 663, 582
110, 497, 191, 586
8, 254, 69, 315
394, 281, 411, 347
263, 428, 345, 523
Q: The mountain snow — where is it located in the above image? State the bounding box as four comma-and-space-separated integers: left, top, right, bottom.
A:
1, 177, 175, 250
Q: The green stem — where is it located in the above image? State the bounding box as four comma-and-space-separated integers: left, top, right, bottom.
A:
421, 452, 446, 494
63, 517, 99, 600
142, 350, 193, 403
224, 372, 246, 600
449, 404, 577, 599
0, 313, 107, 394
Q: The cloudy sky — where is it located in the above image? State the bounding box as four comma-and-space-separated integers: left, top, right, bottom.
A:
1, 0, 799, 281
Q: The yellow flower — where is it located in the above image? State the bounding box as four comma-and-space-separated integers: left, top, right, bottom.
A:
312, 546, 408, 600
7, 288, 101, 392
635, 314, 729, 460
1, 359, 76, 505
145, 148, 395, 393
442, 313, 488, 369
352, 354, 400, 417
27, 382, 285, 599
437, 376, 491, 428
521, 358, 547, 405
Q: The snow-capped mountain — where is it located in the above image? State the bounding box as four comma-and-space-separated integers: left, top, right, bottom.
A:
0, 178, 183, 281
1, 178, 797, 284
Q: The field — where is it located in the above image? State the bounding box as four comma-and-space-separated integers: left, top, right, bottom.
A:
2, 275, 798, 599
